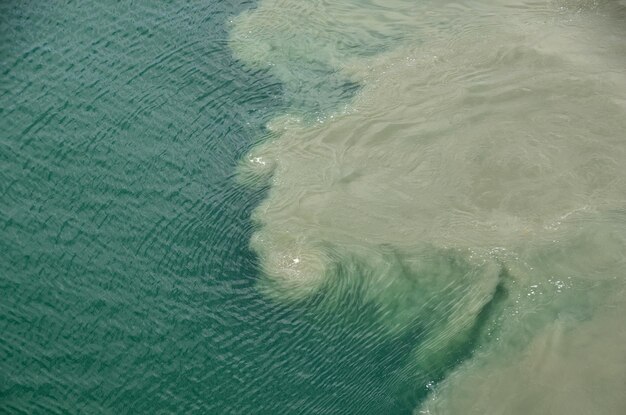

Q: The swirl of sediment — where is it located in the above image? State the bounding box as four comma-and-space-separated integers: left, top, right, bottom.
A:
231, 0, 626, 412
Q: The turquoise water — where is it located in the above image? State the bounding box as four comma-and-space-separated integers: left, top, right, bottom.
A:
1, 0, 285, 412
2, 1, 626, 414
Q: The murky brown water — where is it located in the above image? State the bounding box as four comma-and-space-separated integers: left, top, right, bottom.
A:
231, 0, 626, 412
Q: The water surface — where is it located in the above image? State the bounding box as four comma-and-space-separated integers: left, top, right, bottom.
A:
2, 0, 626, 414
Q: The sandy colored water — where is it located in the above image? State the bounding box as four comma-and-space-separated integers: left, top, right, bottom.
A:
231, 0, 626, 412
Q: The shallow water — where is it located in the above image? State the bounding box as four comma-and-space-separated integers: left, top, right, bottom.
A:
2, 0, 626, 413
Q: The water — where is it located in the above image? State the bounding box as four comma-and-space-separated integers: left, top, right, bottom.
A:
2, 1, 625, 414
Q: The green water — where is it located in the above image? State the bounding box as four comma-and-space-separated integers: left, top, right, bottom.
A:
1, 0, 286, 412
2, 0, 626, 414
